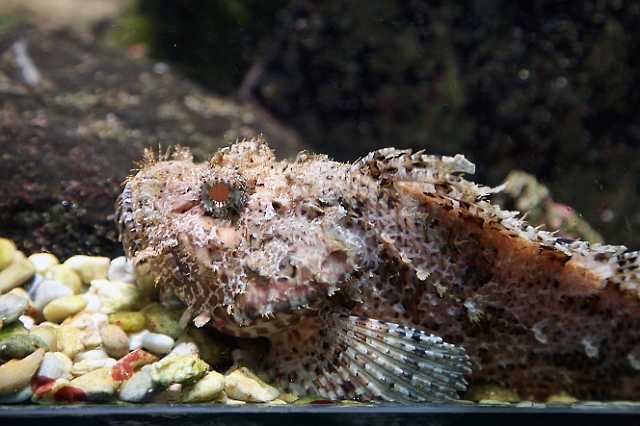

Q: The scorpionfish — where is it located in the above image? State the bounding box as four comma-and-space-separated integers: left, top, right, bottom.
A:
117, 138, 640, 402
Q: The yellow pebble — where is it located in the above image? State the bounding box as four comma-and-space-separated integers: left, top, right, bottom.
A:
546, 391, 578, 404
45, 264, 83, 294
44, 295, 87, 323
28, 253, 60, 274
464, 384, 520, 403
56, 326, 85, 358
0, 238, 16, 271
108, 311, 146, 332
63, 255, 110, 284
30, 325, 58, 352
0, 348, 44, 395
0, 255, 35, 294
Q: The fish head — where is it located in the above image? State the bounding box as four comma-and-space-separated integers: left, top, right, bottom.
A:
117, 139, 372, 332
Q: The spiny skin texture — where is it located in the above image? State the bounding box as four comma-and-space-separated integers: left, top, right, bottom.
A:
118, 139, 640, 401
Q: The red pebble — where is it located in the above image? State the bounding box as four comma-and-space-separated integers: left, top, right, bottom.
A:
31, 375, 55, 397
54, 386, 87, 403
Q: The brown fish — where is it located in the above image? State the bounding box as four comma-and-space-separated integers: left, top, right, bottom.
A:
117, 138, 640, 401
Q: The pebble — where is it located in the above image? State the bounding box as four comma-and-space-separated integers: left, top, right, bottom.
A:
169, 340, 199, 357
0, 289, 29, 324
19, 315, 35, 330
150, 354, 209, 388
28, 253, 60, 274
71, 358, 117, 376
100, 324, 130, 358
43, 295, 88, 323
465, 384, 520, 403
37, 352, 73, 380
0, 348, 45, 395
90, 279, 140, 314
75, 348, 109, 362
63, 311, 107, 348
67, 367, 116, 402
111, 349, 158, 382
547, 391, 578, 404
129, 329, 150, 351
25, 274, 44, 300
0, 384, 32, 403
142, 331, 175, 355
109, 311, 146, 332
107, 256, 135, 284
182, 371, 225, 402
0, 333, 43, 359
0, 255, 35, 294
55, 326, 85, 358
118, 366, 157, 402
29, 325, 58, 351
34, 280, 73, 311
224, 367, 280, 403
63, 255, 110, 284
45, 265, 83, 294
0, 238, 16, 271
81, 293, 102, 311
143, 303, 182, 339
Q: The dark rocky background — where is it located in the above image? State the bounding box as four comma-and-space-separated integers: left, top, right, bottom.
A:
0, 0, 639, 255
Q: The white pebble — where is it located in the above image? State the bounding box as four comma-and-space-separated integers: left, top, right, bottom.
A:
28, 253, 60, 274
75, 349, 110, 362
25, 274, 44, 300
81, 293, 102, 312
89, 279, 140, 314
129, 329, 150, 351
142, 332, 175, 355
37, 352, 72, 380
34, 279, 72, 311
169, 341, 199, 357
71, 358, 117, 376
107, 256, 135, 284
119, 366, 156, 402
18, 315, 35, 330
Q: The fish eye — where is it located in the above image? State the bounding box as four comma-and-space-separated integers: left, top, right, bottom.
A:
201, 172, 247, 218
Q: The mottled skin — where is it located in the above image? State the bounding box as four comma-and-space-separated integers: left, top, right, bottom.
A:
118, 139, 640, 401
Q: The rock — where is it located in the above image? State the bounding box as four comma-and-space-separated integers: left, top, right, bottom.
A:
142, 331, 175, 355
546, 391, 578, 404
108, 311, 145, 332
182, 371, 225, 402
71, 358, 117, 376
55, 326, 85, 358
75, 348, 110, 362
0, 239, 16, 271
0, 289, 29, 324
151, 383, 183, 403
143, 303, 182, 339
169, 340, 199, 357
129, 329, 149, 351
64, 256, 110, 284
37, 352, 73, 380
224, 367, 280, 403
111, 349, 158, 382
81, 293, 102, 312
90, 279, 140, 314
0, 26, 303, 259
0, 333, 43, 359
67, 367, 116, 402
107, 257, 135, 284
0, 255, 35, 294
0, 385, 32, 404
150, 354, 209, 388
62, 311, 108, 349
0, 322, 27, 340
118, 366, 157, 402
28, 253, 60, 274
0, 348, 45, 395
44, 265, 83, 294
100, 324, 130, 358
464, 384, 520, 403
29, 324, 58, 351
34, 279, 73, 311
19, 315, 35, 330
43, 295, 88, 323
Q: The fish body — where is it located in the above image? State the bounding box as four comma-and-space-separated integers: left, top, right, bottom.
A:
117, 139, 640, 401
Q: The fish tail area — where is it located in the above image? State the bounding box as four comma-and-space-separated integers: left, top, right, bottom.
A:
265, 314, 472, 402
609, 250, 640, 297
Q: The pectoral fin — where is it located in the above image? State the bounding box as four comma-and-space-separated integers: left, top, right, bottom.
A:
266, 314, 472, 402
